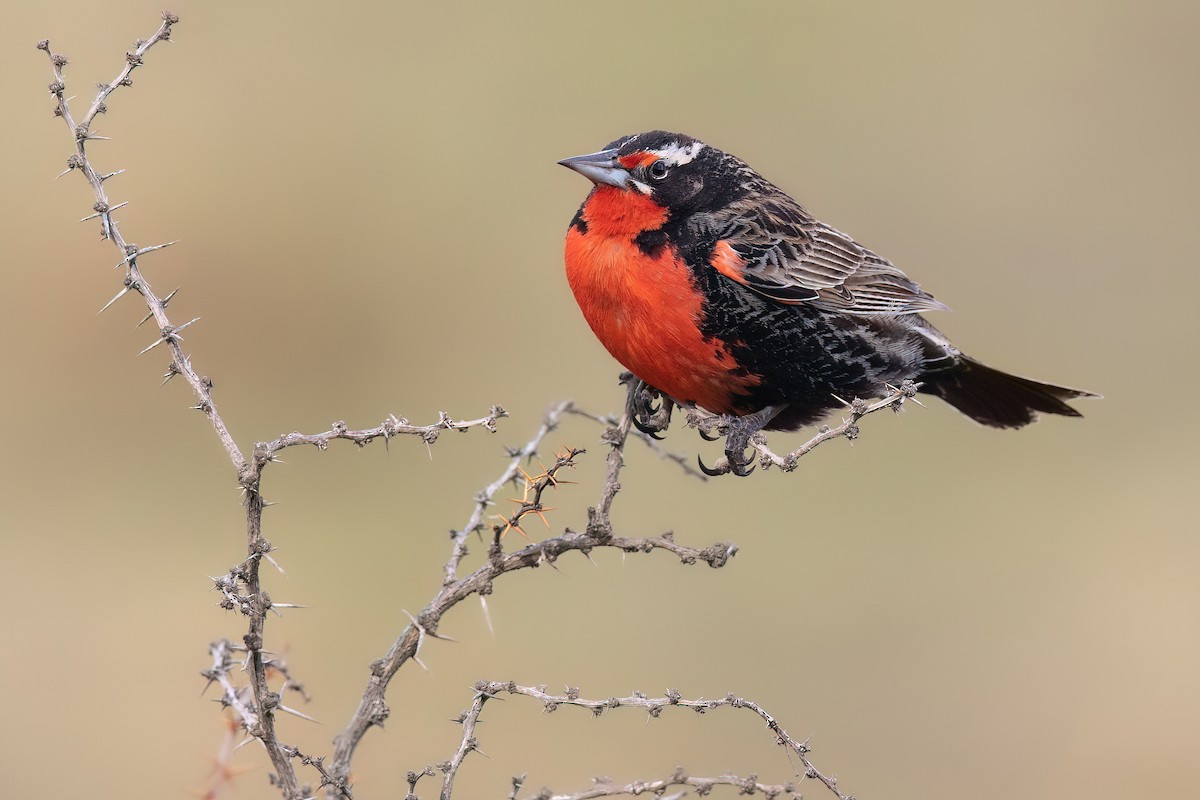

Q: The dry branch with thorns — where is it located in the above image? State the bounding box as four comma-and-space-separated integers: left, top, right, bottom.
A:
33, 12, 902, 800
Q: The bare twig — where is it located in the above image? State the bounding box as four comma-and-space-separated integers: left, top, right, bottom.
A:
584, 380, 637, 539
278, 744, 353, 800
406, 766, 438, 800
238, 490, 302, 795
202, 639, 259, 747
438, 691, 490, 800
472, 682, 849, 800
429, 690, 814, 800
255, 407, 507, 466
39, 14, 248, 479
688, 381, 921, 474
530, 769, 802, 800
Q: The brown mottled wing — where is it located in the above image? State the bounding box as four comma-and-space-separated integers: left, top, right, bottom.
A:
704, 192, 950, 315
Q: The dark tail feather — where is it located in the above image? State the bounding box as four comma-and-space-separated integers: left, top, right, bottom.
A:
922, 356, 1098, 429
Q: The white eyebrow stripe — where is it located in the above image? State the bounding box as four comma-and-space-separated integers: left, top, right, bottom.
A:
628, 178, 653, 195
651, 141, 705, 167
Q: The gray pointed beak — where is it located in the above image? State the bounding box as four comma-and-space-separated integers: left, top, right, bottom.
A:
557, 148, 630, 188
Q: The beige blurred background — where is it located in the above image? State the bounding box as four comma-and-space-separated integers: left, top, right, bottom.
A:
3, 1, 1196, 798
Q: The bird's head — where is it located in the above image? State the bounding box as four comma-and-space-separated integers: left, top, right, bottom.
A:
559, 131, 747, 215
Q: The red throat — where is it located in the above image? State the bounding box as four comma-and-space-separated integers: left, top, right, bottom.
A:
575, 185, 668, 237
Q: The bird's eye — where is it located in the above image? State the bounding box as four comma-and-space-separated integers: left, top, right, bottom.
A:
648, 160, 669, 180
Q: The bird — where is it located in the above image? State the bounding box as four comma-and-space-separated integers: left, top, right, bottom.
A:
559, 131, 1095, 475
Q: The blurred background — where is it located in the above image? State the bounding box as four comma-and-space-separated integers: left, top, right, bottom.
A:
3, 1, 1196, 798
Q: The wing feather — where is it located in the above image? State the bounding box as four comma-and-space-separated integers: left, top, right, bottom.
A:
701, 192, 950, 315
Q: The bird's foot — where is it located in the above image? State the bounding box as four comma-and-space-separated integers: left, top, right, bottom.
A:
620, 373, 675, 439
697, 405, 785, 477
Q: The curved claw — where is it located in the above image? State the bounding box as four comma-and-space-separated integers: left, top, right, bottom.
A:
725, 443, 758, 477
628, 379, 675, 437
636, 394, 662, 419
696, 451, 756, 478
730, 457, 756, 477
698, 427, 722, 442
632, 415, 667, 439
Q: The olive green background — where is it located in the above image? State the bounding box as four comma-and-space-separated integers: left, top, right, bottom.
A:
3, 2, 1196, 798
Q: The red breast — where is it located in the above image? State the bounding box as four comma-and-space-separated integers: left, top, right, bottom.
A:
564, 186, 760, 414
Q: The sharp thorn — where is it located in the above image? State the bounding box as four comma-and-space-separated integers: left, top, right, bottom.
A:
139, 240, 180, 256
138, 335, 169, 356
97, 286, 129, 315
99, 169, 125, 182
174, 316, 200, 333
262, 551, 286, 575
277, 704, 319, 723
480, 596, 495, 637
161, 287, 180, 306
137, 310, 154, 328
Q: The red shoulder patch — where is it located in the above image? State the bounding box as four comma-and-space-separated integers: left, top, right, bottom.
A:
710, 240, 748, 284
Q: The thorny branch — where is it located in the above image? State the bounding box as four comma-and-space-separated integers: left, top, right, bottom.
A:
39, 13, 247, 476
438, 691, 488, 800
530, 771, 804, 800
417, 683, 850, 800
204, 640, 352, 799
40, 15, 499, 799
255, 407, 508, 466
40, 15, 300, 796
687, 381, 921, 474
328, 395, 738, 790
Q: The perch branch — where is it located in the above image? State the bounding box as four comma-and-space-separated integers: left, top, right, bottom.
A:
688, 381, 921, 474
